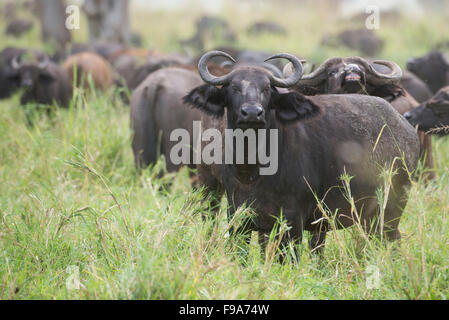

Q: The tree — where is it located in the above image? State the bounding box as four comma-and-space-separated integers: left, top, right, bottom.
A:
83, 0, 131, 44
36, 0, 72, 51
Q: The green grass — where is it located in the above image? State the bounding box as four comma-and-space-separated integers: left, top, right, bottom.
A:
1, 1, 449, 299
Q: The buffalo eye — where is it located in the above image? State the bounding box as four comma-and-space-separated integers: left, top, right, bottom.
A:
231, 84, 240, 93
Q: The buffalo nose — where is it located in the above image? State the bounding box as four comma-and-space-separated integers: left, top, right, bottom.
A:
240, 105, 264, 122
21, 79, 33, 87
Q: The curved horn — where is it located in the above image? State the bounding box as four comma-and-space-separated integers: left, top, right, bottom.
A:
260, 62, 283, 78
344, 56, 402, 84
264, 53, 303, 88
298, 57, 344, 86
282, 59, 308, 78
11, 55, 21, 69
198, 50, 236, 85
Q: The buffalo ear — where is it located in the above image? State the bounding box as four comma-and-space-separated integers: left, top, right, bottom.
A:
427, 88, 449, 116
183, 84, 226, 117
272, 91, 321, 123
39, 70, 56, 83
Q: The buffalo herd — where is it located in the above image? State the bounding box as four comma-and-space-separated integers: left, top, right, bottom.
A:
2, 12, 449, 258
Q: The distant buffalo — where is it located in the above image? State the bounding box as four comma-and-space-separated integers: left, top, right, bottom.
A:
0, 47, 27, 99
247, 21, 287, 36
406, 51, 449, 93
5, 19, 33, 37
63, 52, 113, 90
405, 86, 449, 134
322, 29, 384, 57
8, 52, 72, 108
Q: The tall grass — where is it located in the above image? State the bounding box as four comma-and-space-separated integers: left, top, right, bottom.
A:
1, 1, 449, 299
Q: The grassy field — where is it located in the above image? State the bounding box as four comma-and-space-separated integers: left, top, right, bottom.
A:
1, 1, 449, 299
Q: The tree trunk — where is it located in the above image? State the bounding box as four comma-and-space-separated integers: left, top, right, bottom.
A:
83, 0, 131, 45
36, 0, 71, 51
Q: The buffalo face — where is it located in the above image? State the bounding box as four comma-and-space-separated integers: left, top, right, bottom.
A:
8, 64, 55, 89
184, 51, 320, 130
297, 57, 402, 95
404, 86, 449, 134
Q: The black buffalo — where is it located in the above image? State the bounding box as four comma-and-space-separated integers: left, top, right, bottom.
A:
405, 86, 449, 134
321, 29, 384, 57
5, 19, 33, 37
247, 21, 287, 36
8, 53, 72, 108
406, 51, 449, 93
287, 56, 435, 179
0, 47, 27, 99
130, 67, 205, 171
183, 51, 420, 255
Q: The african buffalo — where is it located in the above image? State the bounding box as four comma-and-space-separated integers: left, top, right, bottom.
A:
181, 15, 236, 53
0, 47, 27, 99
321, 29, 384, 57
287, 56, 435, 179
5, 19, 33, 37
8, 53, 72, 108
130, 67, 204, 171
127, 53, 193, 91
63, 52, 113, 90
400, 71, 433, 103
406, 51, 449, 93
247, 21, 287, 36
405, 86, 449, 134
183, 51, 420, 255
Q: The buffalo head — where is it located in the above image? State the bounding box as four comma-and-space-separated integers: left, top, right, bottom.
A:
8, 53, 55, 88
184, 50, 320, 130
406, 51, 449, 93
290, 56, 402, 94
404, 86, 449, 134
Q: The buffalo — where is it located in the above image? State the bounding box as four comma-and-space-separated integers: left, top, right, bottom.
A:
8, 53, 72, 108
63, 52, 113, 90
5, 19, 33, 37
0, 47, 27, 99
321, 29, 384, 57
247, 21, 287, 36
180, 15, 236, 53
183, 51, 420, 255
400, 71, 433, 103
405, 86, 449, 134
287, 56, 435, 179
130, 67, 204, 171
406, 51, 449, 93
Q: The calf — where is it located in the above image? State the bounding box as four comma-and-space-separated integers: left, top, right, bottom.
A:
183, 51, 420, 255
